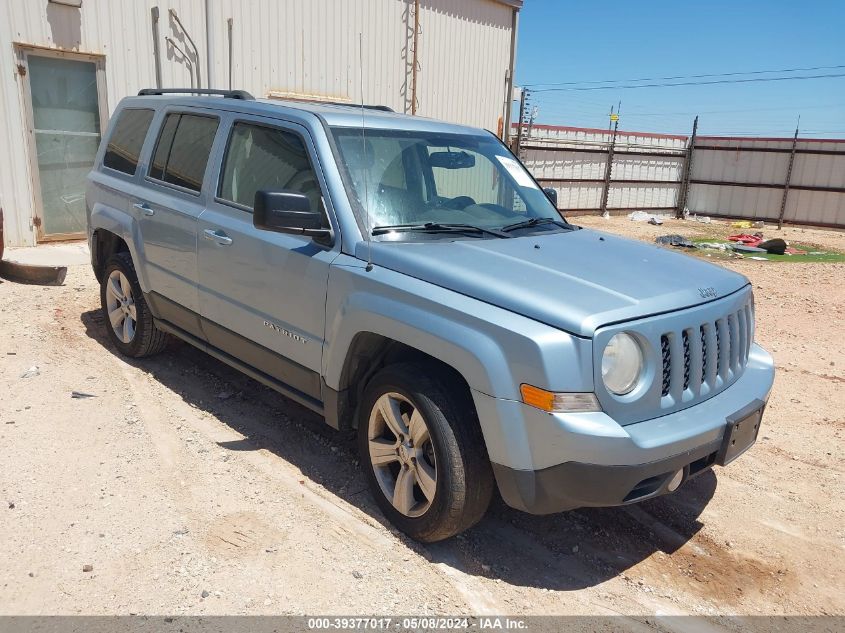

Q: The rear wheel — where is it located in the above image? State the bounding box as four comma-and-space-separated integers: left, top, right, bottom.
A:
100, 252, 168, 358
358, 363, 494, 542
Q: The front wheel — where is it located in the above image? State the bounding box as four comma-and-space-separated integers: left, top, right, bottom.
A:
358, 363, 494, 542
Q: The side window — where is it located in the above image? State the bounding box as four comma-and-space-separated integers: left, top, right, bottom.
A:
149, 113, 219, 192
219, 122, 323, 219
103, 108, 154, 175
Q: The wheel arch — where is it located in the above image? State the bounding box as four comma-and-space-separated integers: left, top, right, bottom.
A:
330, 332, 476, 432
88, 203, 149, 290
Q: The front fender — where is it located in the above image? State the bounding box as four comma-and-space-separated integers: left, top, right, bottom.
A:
323, 257, 594, 467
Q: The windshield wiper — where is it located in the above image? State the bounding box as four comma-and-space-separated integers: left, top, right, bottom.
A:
500, 217, 572, 233
371, 222, 508, 238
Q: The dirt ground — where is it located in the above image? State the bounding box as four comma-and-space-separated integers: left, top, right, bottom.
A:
1, 218, 843, 621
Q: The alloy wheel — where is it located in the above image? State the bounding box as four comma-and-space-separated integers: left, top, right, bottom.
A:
105, 269, 137, 344
367, 392, 437, 517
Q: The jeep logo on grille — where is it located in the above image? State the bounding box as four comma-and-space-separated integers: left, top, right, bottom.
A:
698, 287, 718, 299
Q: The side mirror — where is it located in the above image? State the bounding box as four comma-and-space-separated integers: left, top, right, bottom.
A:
253, 190, 332, 241
543, 187, 558, 209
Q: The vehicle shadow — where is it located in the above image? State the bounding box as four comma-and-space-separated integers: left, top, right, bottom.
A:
81, 308, 716, 591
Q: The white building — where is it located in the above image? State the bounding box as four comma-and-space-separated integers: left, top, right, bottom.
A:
0, 0, 521, 247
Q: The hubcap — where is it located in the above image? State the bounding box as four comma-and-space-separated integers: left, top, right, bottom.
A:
105, 270, 137, 344
367, 392, 437, 517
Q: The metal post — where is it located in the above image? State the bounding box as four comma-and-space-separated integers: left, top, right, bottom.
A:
205, 0, 214, 89
503, 7, 519, 141
501, 69, 510, 141
227, 18, 233, 90
676, 115, 698, 219
778, 124, 800, 230
410, 0, 420, 115
599, 117, 619, 216
151, 7, 162, 88
169, 9, 202, 89
514, 87, 527, 155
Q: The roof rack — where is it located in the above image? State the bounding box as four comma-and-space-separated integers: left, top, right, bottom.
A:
320, 102, 394, 112
137, 88, 254, 100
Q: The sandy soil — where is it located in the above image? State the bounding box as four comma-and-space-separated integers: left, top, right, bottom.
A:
1, 222, 843, 620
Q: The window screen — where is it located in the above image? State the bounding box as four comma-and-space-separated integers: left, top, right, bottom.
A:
150, 113, 218, 192
103, 109, 154, 175
219, 123, 322, 215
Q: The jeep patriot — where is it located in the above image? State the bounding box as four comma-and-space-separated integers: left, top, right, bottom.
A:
86, 89, 775, 542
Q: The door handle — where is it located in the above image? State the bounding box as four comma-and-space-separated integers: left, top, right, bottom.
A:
203, 228, 233, 246
133, 202, 154, 216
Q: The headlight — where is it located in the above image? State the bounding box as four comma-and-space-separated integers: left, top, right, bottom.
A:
601, 332, 643, 395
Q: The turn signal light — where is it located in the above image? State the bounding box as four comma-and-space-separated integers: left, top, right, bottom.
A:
520, 384, 601, 413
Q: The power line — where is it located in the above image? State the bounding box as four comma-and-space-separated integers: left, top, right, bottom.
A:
530, 72, 845, 92
523, 63, 845, 88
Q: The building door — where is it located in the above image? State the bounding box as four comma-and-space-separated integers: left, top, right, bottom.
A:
18, 47, 107, 241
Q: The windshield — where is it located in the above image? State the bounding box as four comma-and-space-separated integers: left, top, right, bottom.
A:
330, 127, 564, 240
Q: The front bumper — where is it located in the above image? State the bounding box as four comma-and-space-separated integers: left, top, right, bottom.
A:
472, 344, 774, 514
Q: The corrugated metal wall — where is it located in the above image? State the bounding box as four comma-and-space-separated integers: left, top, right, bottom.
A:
520, 125, 687, 212
1, 0, 516, 246
688, 137, 845, 227
517, 125, 845, 228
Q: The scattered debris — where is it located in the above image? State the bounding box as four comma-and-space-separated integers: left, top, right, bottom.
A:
731, 220, 753, 229
629, 211, 668, 224
690, 214, 711, 224
8, 501, 15, 509
0, 259, 67, 286
82, 564, 94, 573
695, 242, 730, 251
71, 391, 96, 399
20, 366, 39, 379
758, 238, 787, 255
352, 570, 363, 579
201, 590, 210, 599
732, 244, 767, 254
655, 234, 694, 248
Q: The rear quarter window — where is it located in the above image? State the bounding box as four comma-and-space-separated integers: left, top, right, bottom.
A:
102, 108, 154, 175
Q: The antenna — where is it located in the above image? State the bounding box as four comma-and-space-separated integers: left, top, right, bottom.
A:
360, 33, 373, 272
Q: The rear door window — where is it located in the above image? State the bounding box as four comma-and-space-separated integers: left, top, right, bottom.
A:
103, 108, 154, 175
149, 113, 219, 193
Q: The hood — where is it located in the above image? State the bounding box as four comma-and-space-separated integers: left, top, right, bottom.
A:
361, 229, 749, 337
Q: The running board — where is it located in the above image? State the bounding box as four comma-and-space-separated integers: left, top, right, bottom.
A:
153, 318, 325, 416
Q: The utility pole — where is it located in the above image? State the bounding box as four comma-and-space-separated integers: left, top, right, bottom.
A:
526, 105, 538, 139
599, 105, 620, 216
676, 115, 699, 219
778, 118, 800, 230
514, 87, 528, 156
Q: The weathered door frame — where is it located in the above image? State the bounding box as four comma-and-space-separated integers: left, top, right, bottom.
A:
14, 43, 109, 242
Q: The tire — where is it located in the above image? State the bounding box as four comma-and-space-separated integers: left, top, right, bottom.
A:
100, 252, 168, 358
358, 362, 494, 542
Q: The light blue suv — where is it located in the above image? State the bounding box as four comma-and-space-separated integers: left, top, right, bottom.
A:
86, 89, 775, 542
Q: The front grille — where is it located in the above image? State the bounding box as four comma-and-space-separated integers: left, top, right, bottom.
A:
659, 300, 753, 401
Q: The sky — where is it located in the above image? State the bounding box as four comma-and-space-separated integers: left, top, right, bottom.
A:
514, 0, 845, 137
